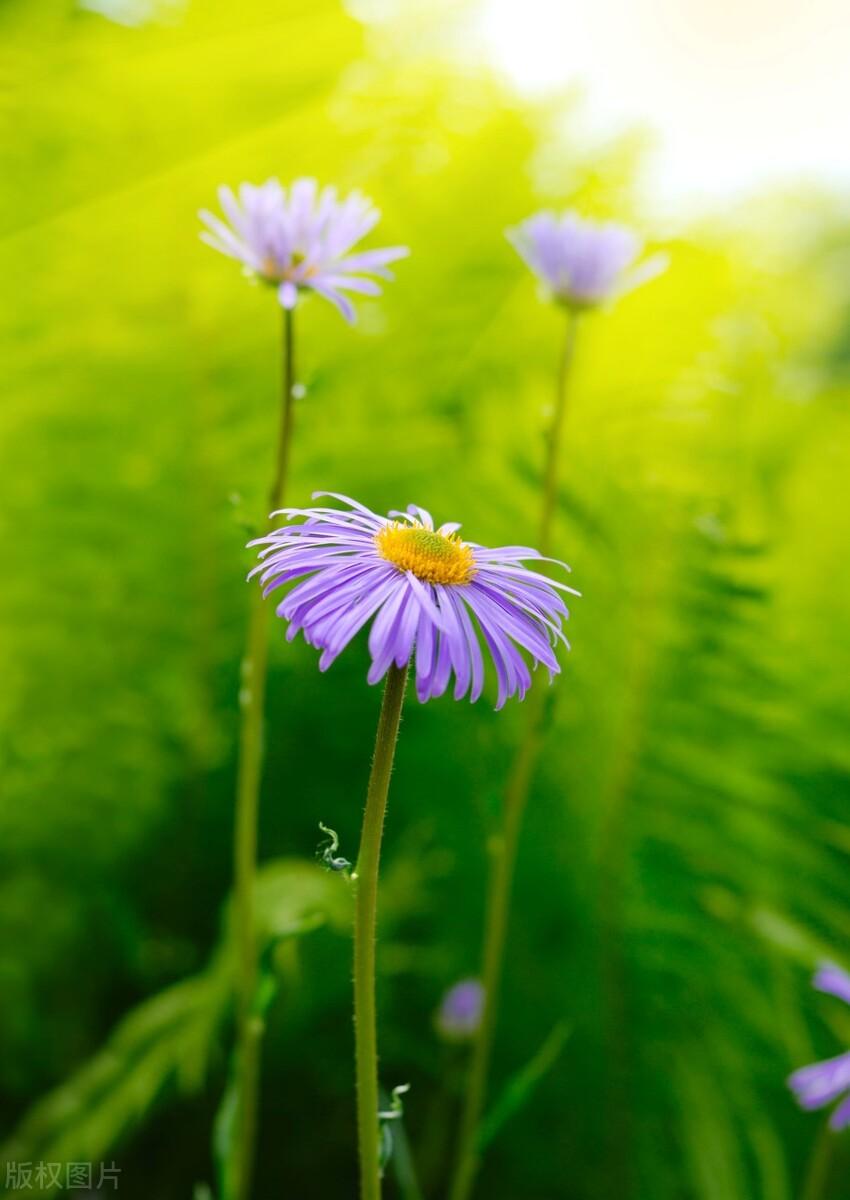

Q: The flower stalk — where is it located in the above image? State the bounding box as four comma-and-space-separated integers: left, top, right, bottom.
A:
245, 491, 574, 1195
232, 306, 296, 1200
449, 310, 578, 1200
353, 662, 409, 1200
539, 311, 579, 557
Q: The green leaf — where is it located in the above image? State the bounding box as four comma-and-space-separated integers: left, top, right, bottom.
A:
0, 858, 348, 1186
477, 1022, 572, 1151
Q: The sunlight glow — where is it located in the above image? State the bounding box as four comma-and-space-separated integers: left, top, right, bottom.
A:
475, 0, 850, 212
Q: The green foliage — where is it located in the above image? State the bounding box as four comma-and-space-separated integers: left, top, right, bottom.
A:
477, 1022, 571, 1152
1, 1, 849, 1198
0, 861, 349, 1196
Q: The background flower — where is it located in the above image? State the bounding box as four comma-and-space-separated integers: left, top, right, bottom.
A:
507, 210, 667, 308
436, 979, 485, 1042
200, 178, 408, 321
251, 493, 576, 708
788, 965, 850, 1129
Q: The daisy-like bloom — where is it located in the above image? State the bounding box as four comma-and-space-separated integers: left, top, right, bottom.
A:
250, 493, 577, 709
789, 964, 850, 1129
507, 210, 667, 309
437, 980, 485, 1043
199, 178, 408, 322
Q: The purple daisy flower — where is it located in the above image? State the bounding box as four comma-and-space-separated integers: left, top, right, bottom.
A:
507, 210, 667, 309
436, 979, 485, 1042
199, 178, 409, 322
249, 493, 577, 709
789, 964, 850, 1130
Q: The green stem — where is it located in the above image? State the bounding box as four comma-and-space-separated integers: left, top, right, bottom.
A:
448, 692, 545, 1200
269, 304, 296, 513
448, 310, 578, 1200
538, 310, 579, 558
353, 663, 409, 1200
232, 306, 296, 1200
800, 1119, 833, 1200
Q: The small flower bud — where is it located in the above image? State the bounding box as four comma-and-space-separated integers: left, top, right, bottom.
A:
436, 979, 484, 1042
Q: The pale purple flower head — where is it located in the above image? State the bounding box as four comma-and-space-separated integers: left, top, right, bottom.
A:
199, 178, 409, 322
788, 964, 850, 1130
436, 979, 484, 1042
507, 210, 667, 309
249, 493, 577, 709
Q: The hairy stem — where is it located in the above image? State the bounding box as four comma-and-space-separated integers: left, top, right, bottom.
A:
449, 310, 578, 1200
354, 663, 409, 1200
233, 305, 296, 1200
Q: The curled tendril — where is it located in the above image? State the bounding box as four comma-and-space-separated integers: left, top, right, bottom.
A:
317, 822, 351, 875
378, 1083, 411, 1173
379, 1082, 410, 1121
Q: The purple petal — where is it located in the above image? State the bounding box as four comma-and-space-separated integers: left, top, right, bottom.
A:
814, 964, 850, 1007
321, 274, 383, 296
507, 208, 663, 307
200, 177, 407, 316
334, 246, 410, 275
415, 605, 437, 702
278, 280, 298, 308
248, 495, 573, 701
309, 282, 356, 323
789, 1051, 850, 1109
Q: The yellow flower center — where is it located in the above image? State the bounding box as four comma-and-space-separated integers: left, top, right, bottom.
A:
261, 251, 317, 282
375, 523, 475, 586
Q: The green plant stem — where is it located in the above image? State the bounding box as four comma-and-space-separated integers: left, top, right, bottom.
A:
449, 310, 578, 1200
353, 663, 409, 1200
538, 310, 579, 557
448, 693, 544, 1200
800, 1119, 833, 1200
233, 306, 296, 1200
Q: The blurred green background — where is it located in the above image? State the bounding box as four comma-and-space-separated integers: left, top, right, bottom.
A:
2, 1, 850, 1197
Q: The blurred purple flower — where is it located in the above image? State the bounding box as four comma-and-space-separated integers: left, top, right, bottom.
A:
199, 178, 408, 322
507, 210, 667, 309
437, 979, 484, 1042
249, 493, 578, 708
789, 964, 850, 1130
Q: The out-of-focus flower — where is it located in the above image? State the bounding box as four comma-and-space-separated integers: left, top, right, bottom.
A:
199, 178, 408, 322
436, 979, 485, 1042
249, 493, 578, 709
789, 964, 850, 1129
506, 210, 667, 309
